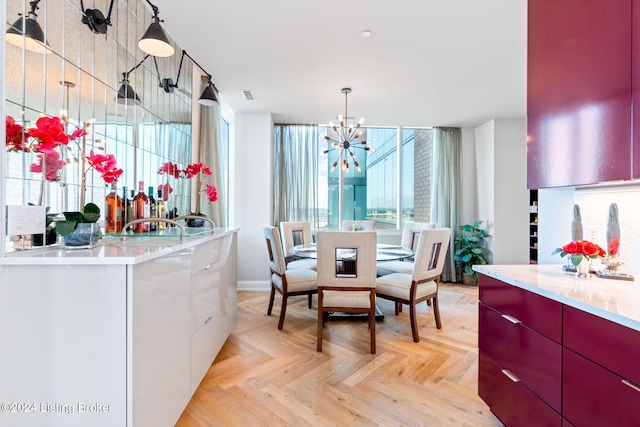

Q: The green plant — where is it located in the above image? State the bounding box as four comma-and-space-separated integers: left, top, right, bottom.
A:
454, 220, 490, 276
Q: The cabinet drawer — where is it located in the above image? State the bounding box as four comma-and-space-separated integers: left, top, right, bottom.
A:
192, 240, 214, 274
564, 305, 640, 384
563, 348, 640, 427
479, 351, 561, 427
479, 275, 562, 343
190, 313, 228, 394
191, 265, 223, 333
479, 302, 562, 412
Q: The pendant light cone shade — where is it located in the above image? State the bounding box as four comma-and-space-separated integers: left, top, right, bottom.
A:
199, 83, 219, 106
6, 12, 52, 54
115, 77, 142, 105
138, 17, 174, 57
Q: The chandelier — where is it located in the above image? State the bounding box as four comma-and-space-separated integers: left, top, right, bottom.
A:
321, 88, 375, 173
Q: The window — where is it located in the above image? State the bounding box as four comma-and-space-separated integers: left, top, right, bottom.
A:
317, 126, 429, 230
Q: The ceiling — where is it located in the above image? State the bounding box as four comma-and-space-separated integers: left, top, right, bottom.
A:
150, 0, 527, 128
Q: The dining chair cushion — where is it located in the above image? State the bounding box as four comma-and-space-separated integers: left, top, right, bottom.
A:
322, 290, 373, 308
376, 260, 413, 277
271, 268, 318, 293
376, 273, 438, 301
287, 258, 318, 271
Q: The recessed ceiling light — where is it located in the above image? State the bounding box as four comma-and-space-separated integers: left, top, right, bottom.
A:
362, 30, 372, 38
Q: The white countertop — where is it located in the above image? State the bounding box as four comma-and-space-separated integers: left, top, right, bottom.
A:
1, 228, 238, 266
474, 264, 640, 332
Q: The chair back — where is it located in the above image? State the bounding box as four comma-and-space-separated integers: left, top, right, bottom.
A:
263, 226, 287, 275
316, 231, 377, 289
340, 220, 375, 231
280, 221, 313, 251
400, 222, 436, 251
412, 228, 451, 282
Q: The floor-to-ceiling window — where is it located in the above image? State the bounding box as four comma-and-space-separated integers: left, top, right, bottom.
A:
317, 126, 429, 230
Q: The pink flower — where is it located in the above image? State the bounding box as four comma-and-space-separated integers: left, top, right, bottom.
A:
157, 183, 173, 200
28, 116, 70, 153
183, 162, 212, 179
6, 116, 29, 152
29, 151, 64, 182
158, 161, 181, 179
86, 150, 123, 183
205, 184, 218, 202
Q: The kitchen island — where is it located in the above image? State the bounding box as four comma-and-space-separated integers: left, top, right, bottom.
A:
1, 228, 238, 427
475, 264, 640, 426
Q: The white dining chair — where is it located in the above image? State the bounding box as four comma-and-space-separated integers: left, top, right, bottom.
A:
316, 230, 377, 354
340, 220, 375, 231
280, 221, 317, 271
376, 221, 436, 276
375, 228, 451, 342
263, 226, 318, 330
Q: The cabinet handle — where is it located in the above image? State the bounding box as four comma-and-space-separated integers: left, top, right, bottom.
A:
204, 264, 213, 271
622, 379, 640, 393
501, 369, 521, 383
501, 314, 522, 324
204, 315, 213, 324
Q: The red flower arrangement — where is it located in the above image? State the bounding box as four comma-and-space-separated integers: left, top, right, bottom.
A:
5, 115, 123, 211
157, 161, 218, 210
551, 240, 606, 266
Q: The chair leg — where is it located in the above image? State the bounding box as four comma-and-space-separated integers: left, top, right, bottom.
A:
426, 299, 432, 307
267, 285, 276, 316
395, 302, 401, 315
308, 293, 313, 309
409, 302, 420, 343
433, 296, 442, 329
277, 295, 288, 330
317, 310, 323, 352
370, 307, 376, 354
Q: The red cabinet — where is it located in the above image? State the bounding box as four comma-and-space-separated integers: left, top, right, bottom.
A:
478, 276, 562, 424
479, 274, 640, 426
527, 0, 632, 188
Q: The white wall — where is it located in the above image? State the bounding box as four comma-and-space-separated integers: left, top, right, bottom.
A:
474, 119, 529, 265
539, 185, 640, 277
233, 113, 273, 291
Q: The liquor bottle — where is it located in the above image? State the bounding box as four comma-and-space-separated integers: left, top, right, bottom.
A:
105, 183, 123, 232
121, 186, 129, 230
148, 186, 157, 232
156, 189, 166, 230
127, 189, 135, 225
132, 181, 150, 232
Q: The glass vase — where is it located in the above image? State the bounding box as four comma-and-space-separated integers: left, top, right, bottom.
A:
61, 223, 100, 249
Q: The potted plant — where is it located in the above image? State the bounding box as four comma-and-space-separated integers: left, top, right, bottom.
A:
454, 220, 490, 286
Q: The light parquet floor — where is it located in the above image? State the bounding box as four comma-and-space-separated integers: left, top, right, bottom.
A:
176, 283, 503, 427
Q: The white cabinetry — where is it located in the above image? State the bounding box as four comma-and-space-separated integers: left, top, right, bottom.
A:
2, 230, 238, 427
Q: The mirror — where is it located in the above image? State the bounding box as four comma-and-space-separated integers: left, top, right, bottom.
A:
5, 0, 194, 232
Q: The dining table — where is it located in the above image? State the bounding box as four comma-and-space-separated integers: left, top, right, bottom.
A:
289, 243, 415, 320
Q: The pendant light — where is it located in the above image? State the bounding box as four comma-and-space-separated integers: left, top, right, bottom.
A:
138, 0, 174, 57
6, 0, 52, 54
321, 88, 375, 173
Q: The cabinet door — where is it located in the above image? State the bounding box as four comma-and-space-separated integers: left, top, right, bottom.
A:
479, 302, 562, 412
527, 0, 632, 188
633, 0, 640, 177
564, 348, 640, 426
133, 251, 192, 427
479, 352, 561, 427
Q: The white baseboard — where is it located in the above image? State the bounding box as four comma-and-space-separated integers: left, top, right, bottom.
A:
238, 280, 270, 292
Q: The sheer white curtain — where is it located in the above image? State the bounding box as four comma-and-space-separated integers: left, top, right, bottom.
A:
198, 80, 227, 226
430, 127, 461, 282
273, 125, 319, 227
